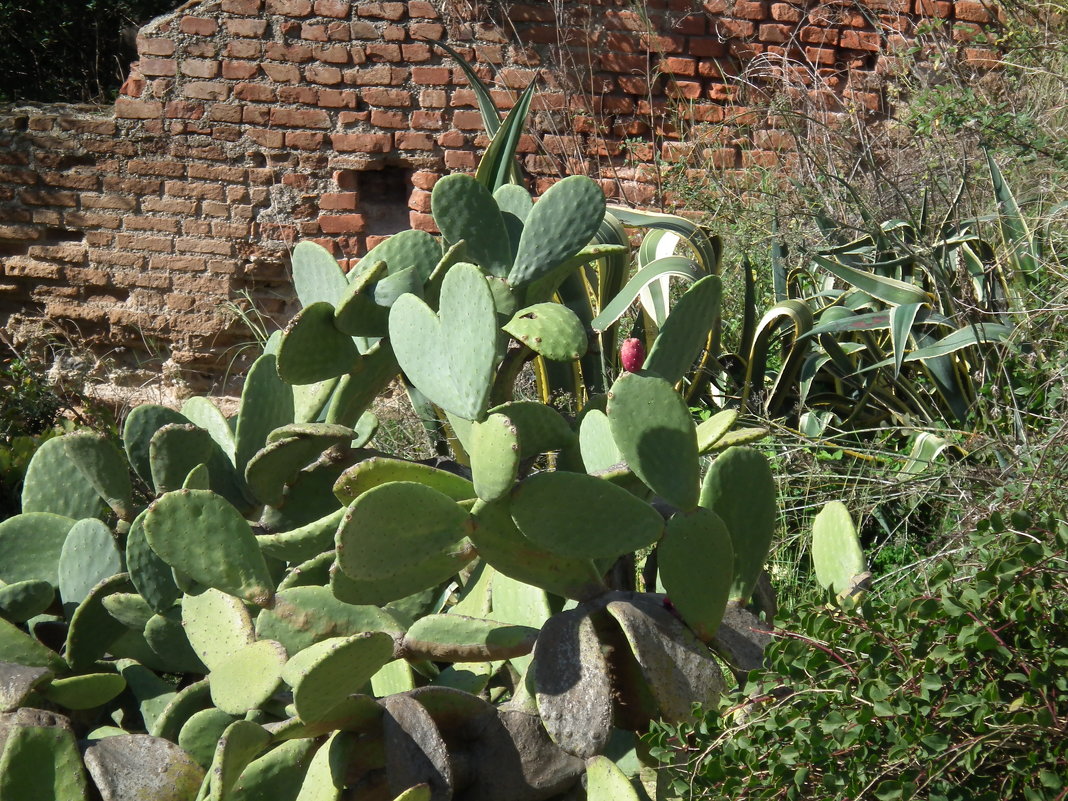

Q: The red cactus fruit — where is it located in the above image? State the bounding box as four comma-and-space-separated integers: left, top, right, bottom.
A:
620, 338, 646, 372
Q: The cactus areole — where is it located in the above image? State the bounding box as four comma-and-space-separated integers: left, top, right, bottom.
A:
620, 338, 646, 372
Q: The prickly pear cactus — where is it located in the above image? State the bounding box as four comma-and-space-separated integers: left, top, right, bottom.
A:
0, 127, 788, 801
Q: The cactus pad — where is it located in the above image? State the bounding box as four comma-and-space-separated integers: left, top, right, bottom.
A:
21, 435, 103, 520
286, 632, 396, 724
208, 639, 287, 715
277, 301, 361, 385
469, 413, 521, 503
644, 274, 722, 384
122, 404, 188, 485
57, 518, 123, 615
292, 240, 348, 307
181, 588, 255, 671
502, 304, 588, 362
0, 512, 76, 586
402, 614, 539, 662
811, 501, 867, 599
431, 173, 512, 278
333, 457, 474, 506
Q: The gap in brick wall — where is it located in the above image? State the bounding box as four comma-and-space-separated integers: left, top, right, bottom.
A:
356, 165, 414, 239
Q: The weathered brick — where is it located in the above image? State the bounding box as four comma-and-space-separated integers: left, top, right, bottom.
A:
140, 58, 177, 77
306, 65, 343, 85
115, 98, 163, 119
315, 0, 350, 16
262, 63, 302, 83
223, 61, 261, 81
180, 16, 218, 36
266, 42, 314, 63
360, 87, 411, 106
266, 0, 313, 15
286, 131, 327, 149
222, 0, 263, 13
318, 213, 364, 233
137, 37, 175, 57
183, 82, 229, 101
182, 59, 220, 79
277, 85, 318, 104
840, 29, 881, 50
331, 133, 393, 152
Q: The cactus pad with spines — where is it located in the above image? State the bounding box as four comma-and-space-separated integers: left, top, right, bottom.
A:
508, 175, 606, 288
0, 512, 76, 586
20, 435, 103, 520
277, 301, 362, 385
125, 512, 180, 614
657, 507, 734, 642
644, 274, 722, 384
431, 173, 512, 278
333, 457, 475, 506
62, 431, 133, 521
235, 353, 295, 476
334, 259, 389, 337
208, 639, 287, 715
149, 424, 215, 495
292, 240, 348, 308
509, 471, 664, 560
286, 632, 396, 725
143, 490, 274, 608
578, 410, 624, 474
0, 579, 54, 623
181, 588, 255, 671
0, 722, 89, 800
402, 614, 539, 662
389, 262, 500, 421
41, 672, 126, 710
335, 482, 474, 582
812, 500, 867, 600
353, 228, 443, 284
699, 446, 777, 603
502, 303, 588, 362
57, 518, 123, 615
469, 413, 521, 503
122, 404, 188, 485
607, 371, 700, 511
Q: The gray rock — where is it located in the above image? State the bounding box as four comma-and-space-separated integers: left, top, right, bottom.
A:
82, 734, 205, 801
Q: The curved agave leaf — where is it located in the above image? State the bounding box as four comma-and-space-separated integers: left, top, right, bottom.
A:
475, 82, 536, 193
590, 257, 704, 332
606, 204, 721, 274
742, 300, 814, 416
811, 254, 929, 306
861, 323, 1014, 368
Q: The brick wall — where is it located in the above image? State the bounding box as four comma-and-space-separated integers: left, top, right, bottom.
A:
0, 0, 998, 393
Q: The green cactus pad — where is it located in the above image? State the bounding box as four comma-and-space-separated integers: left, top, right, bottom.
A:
209, 639, 287, 716
182, 464, 211, 489
40, 672, 126, 710
586, 755, 641, 801
255, 585, 404, 656
0, 579, 54, 623
812, 501, 867, 598
58, 518, 123, 615
123, 404, 188, 485
503, 303, 588, 362
62, 431, 133, 521
578, 409, 625, 474
333, 457, 474, 506
487, 571, 552, 674
293, 377, 339, 425
291, 732, 347, 800
704, 426, 769, 451
371, 659, 416, 697
335, 482, 473, 582
0, 512, 76, 586
181, 588, 255, 671
402, 614, 538, 662
334, 259, 391, 338
353, 228, 443, 284
246, 429, 351, 508
148, 423, 215, 496
228, 737, 316, 801
486, 275, 519, 320
389, 262, 500, 421
657, 508, 733, 642
509, 471, 664, 560
695, 409, 739, 453
126, 512, 180, 614
144, 490, 274, 608
324, 341, 400, 428
277, 302, 361, 386
203, 719, 272, 801
0, 722, 89, 800
607, 371, 700, 510
64, 572, 134, 670
699, 446, 777, 603
292, 240, 348, 307
508, 175, 606, 288
151, 677, 211, 740
533, 606, 613, 758
235, 353, 296, 477
469, 413, 521, 503
21, 435, 103, 520
469, 499, 605, 601
352, 410, 379, 448
179, 707, 237, 769
181, 396, 237, 465
101, 592, 154, 629
330, 557, 466, 608
285, 632, 396, 724
644, 274, 722, 384
0, 614, 64, 670
144, 610, 209, 675
431, 173, 512, 278
115, 659, 176, 734
488, 401, 576, 459
256, 507, 346, 564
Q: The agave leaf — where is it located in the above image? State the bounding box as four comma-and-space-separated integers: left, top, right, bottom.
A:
475, 81, 536, 193
889, 302, 924, 378
590, 257, 703, 332
811, 254, 929, 306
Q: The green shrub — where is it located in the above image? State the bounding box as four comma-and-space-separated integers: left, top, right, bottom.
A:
648, 512, 1068, 800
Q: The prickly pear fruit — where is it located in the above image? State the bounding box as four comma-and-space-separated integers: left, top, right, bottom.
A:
620, 338, 646, 372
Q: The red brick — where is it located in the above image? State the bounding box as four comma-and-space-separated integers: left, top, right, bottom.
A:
953, 0, 991, 21
320, 192, 357, 210
222, 61, 259, 80
266, 0, 313, 15
914, 0, 952, 16
331, 133, 393, 152
370, 109, 406, 127
318, 88, 359, 108
183, 82, 229, 101
315, 0, 350, 16
451, 110, 485, 130
246, 129, 285, 148
270, 108, 331, 128
177, 238, 234, 256
713, 18, 756, 37
357, 2, 406, 20
963, 46, 1000, 66
305, 65, 342, 85
179, 16, 217, 35
411, 110, 446, 129
263, 63, 302, 83
402, 43, 432, 62
396, 132, 435, 150
662, 57, 697, 75
165, 101, 206, 119
137, 37, 175, 57
227, 18, 268, 37
222, 0, 262, 12
800, 26, 839, 45
408, 0, 439, 17
759, 23, 794, 42
840, 29, 881, 50
181, 59, 220, 79
444, 150, 477, 170
311, 45, 350, 63
278, 85, 318, 104
734, 0, 768, 18
115, 98, 163, 119
361, 87, 411, 106
234, 83, 276, 103
350, 21, 378, 39
365, 43, 402, 61
266, 42, 314, 62
139, 58, 176, 77
318, 214, 365, 233
411, 66, 450, 85
286, 131, 327, 149
600, 52, 648, 72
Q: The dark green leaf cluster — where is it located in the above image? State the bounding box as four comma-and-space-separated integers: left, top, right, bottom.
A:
0, 0, 177, 103
648, 514, 1068, 800
0, 356, 62, 442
